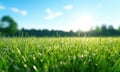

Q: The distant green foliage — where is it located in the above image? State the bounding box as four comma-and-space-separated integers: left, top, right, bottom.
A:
8, 25, 120, 37
0, 16, 18, 34
0, 37, 120, 72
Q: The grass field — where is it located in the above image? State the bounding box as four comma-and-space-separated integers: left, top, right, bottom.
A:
0, 37, 120, 72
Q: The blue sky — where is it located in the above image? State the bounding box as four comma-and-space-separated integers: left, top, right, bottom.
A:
0, 0, 120, 31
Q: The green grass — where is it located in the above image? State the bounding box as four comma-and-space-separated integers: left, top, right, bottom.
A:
0, 37, 120, 72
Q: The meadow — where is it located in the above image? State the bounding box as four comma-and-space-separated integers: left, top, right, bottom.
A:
0, 37, 120, 72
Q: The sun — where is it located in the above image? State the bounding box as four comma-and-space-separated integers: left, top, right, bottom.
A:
72, 15, 96, 31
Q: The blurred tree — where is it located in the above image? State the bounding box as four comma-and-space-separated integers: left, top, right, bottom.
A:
101, 24, 108, 36
108, 25, 115, 35
93, 26, 101, 36
101, 25, 107, 32
69, 30, 74, 36
0, 16, 18, 34
108, 25, 114, 30
118, 26, 120, 32
95, 26, 101, 33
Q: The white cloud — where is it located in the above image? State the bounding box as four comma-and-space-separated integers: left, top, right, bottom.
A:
11, 8, 27, 16
64, 5, 73, 10
46, 8, 52, 15
0, 4, 5, 9
45, 8, 62, 20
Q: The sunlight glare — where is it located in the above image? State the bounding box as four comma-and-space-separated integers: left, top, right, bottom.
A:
73, 15, 96, 31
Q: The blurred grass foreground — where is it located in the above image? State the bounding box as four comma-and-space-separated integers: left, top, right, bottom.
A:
0, 37, 120, 72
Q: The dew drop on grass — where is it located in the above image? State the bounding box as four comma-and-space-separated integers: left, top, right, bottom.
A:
33, 65, 37, 71
17, 48, 21, 55
33, 56, 36, 60
24, 64, 27, 68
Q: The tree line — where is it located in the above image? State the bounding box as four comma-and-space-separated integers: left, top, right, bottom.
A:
2, 25, 120, 37
1, 16, 120, 37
